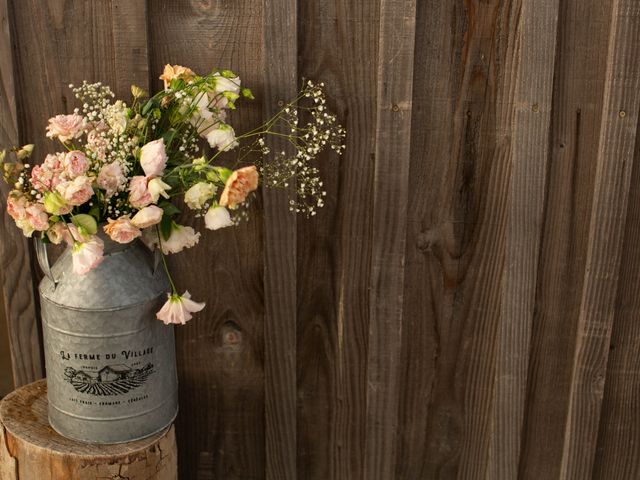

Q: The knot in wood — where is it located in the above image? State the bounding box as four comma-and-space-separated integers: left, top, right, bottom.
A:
221, 321, 242, 346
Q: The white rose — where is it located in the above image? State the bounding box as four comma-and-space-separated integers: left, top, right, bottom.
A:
204, 206, 234, 230
213, 75, 241, 95
205, 125, 238, 151
184, 182, 215, 210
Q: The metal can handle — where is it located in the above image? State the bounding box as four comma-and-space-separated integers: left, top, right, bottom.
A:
34, 238, 58, 287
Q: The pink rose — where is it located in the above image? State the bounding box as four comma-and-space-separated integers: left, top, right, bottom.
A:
30, 165, 53, 192
140, 139, 168, 177
71, 236, 104, 275
219, 166, 259, 208
156, 291, 205, 325
97, 161, 125, 197
25, 203, 49, 231
31, 153, 65, 192
6, 193, 28, 221
103, 216, 142, 244
128, 176, 153, 208
46, 114, 85, 143
63, 150, 89, 178
131, 205, 164, 228
57, 176, 94, 206
44, 152, 65, 172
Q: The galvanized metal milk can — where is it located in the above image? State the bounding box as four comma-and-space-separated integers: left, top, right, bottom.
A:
36, 232, 178, 444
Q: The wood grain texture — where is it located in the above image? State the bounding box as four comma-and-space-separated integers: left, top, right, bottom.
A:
0, 0, 42, 387
364, 1, 416, 479
487, 0, 559, 478
5, 0, 640, 478
518, 1, 614, 478
398, 1, 529, 477
262, 0, 297, 478
147, 2, 266, 479
0, 286, 12, 395
0, 380, 177, 479
295, 2, 379, 479
559, 2, 640, 478
592, 110, 640, 480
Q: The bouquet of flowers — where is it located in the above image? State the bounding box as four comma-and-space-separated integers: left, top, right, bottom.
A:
1, 64, 345, 324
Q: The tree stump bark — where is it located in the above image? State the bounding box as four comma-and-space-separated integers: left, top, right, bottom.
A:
0, 380, 177, 479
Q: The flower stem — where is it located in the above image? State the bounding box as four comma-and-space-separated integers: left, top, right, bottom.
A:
156, 226, 178, 295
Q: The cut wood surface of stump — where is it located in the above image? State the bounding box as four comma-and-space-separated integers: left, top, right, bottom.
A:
0, 380, 177, 479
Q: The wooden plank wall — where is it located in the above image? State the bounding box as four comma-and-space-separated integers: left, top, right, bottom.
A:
1, 1, 640, 478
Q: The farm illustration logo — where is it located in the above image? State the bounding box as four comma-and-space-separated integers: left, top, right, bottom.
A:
63, 363, 155, 396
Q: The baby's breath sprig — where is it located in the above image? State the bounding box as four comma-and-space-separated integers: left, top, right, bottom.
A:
246, 80, 345, 217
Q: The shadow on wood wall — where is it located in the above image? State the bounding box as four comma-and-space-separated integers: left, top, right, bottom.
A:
1, 0, 640, 479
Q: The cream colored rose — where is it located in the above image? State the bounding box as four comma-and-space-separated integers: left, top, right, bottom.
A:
131, 205, 164, 228
205, 124, 238, 151
184, 182, 215, 210
160, 224, 200, 254
148, 177, 171, 203
204, 206, 234, 230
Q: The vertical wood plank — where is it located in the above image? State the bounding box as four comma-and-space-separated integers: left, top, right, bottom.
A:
364, 1, 416, 479
111, 0, 150, 95
262, 0, 297, 478
147, 2, 266, 478
0, 0, 42, 387
0, 283, 13, 395
487, 0, 559, 477
394, 1, 457, 477
559, 2, 640, 477
296, 2, 379, 479
518, 1, 614, 477
397, 2, 525, 477
592, 118, 640, 480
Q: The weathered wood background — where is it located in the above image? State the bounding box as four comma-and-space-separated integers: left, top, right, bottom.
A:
1, 0, 640, 478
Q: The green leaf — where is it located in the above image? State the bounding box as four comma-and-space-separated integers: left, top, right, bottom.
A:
170, 78, 185, 90
160, 215, 173, 241
159, 201, 181, 217
71, 214, 98, 235
141, 99, 158, 116
162, 129, 177, 146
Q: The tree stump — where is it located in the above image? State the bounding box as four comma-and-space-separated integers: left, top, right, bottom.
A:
0, 380, 177, 479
